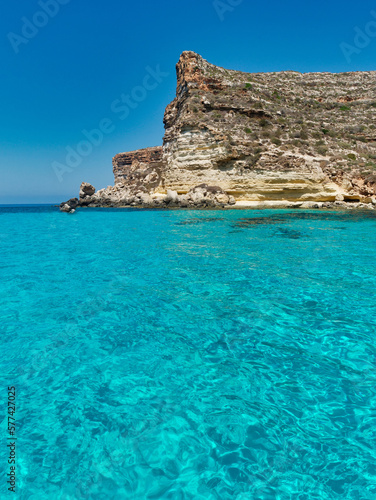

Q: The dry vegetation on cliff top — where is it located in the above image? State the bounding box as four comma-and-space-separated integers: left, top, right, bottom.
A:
167, 52, 376, 180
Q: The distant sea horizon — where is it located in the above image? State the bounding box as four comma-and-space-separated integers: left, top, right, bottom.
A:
0, 203, 58, 206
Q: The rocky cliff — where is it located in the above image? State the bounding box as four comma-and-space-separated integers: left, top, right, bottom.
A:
61, 51, 376, 212
112, 147, 164, 186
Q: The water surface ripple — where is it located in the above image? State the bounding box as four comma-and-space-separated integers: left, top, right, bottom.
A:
1, 207, 376, 499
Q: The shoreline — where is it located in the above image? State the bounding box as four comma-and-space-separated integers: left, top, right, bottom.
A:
60, 184, 376, 213
69, 201, 376, 211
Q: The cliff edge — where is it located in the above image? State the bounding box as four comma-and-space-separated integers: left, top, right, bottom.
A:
61, 51, 376, 211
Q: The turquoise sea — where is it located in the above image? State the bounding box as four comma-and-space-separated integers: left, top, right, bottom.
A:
1, 206, 376, 499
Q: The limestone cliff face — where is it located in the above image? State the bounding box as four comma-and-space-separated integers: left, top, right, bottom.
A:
68, 51, 376, 210
161, 51, 376, 202
112, 146, 164, 187
77, 147, 165, 207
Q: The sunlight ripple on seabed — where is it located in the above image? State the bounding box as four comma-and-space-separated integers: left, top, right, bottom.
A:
1, 207, 376, 499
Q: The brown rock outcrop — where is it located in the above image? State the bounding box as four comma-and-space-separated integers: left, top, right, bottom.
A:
60, 198, 79, 213
79, 182, 96, 199
112, 146, 164, 186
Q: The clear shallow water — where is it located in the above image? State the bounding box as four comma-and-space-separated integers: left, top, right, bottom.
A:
1, 206, 376, 499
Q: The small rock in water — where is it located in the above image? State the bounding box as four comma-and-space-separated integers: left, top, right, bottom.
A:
59, 198, 79, 213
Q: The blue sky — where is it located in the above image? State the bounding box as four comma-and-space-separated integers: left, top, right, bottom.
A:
1, 0, 375, 203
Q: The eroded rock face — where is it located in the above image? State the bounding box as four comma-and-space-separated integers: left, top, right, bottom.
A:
79, 182, 96, 199
60, 198, 79, 213
161, 51, 376, 202
112, 147, 164, 188
63, 51, 376, 211
182, 184, 236, 207
74, 147, 166, 208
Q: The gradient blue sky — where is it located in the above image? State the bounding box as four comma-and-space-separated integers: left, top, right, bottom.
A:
1, 0, 375, 203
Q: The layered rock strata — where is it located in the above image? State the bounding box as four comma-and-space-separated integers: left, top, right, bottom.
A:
112, 147, 164, 186
61, 51, 376, 211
